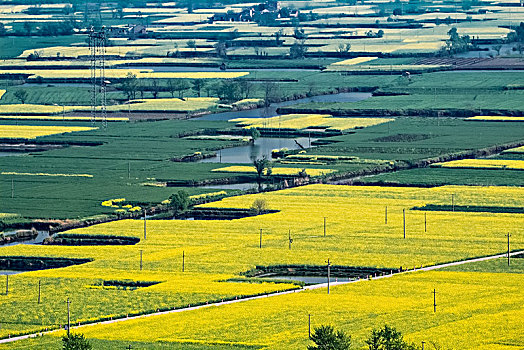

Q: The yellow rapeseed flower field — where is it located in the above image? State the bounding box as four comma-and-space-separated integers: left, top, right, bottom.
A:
503, 146, 524, 153
332, 56, 378, 65
0, 185, 522, 340
231, 114, 393, 131
0, 115, 129, 122
0, 125, 97, 139
78, 269, 524, 350
0, 89, 5, 99
433, 159, 524, 171
1, 172, 93, 178
0, 69, 249, 80
212, 166, 336, 176
466, 116, 524, 122
0, 98, 220, 115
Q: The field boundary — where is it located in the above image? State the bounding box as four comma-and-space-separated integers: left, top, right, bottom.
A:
0, 250, 522, 345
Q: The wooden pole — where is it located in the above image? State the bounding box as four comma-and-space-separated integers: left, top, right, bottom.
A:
385, 206, 388, 224
182, 251, 185, 272
424, 212, 427, 233
326, 259, 331, 294
433, 289, 437, 313
5, 275, 8, 296
288, 230, 292, 250
67, 298, 70, 337
506, 233, 511, 266
323, 217, 326, 237
259, 229, 262, 248
140, 250, 143, 271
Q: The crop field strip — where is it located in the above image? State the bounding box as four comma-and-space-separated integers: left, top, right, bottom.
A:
0, 185, 523, 346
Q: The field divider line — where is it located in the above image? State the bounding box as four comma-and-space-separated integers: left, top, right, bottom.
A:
0, 250, 522, 344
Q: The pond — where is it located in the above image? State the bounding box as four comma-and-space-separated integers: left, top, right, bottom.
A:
265, 275, 354, 285
199, 136, 315, 164
0, 270, 27, 275
197, 92, 372, 121
1, 230, 50, 247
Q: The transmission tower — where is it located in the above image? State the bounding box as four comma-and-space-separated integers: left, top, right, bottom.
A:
89, 27, 107, 128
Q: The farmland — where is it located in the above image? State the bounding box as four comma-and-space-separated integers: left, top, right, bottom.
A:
0, 184, 523, 344
0, 0, 523, 348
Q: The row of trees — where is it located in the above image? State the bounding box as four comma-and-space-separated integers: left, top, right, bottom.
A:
119, 73, 280, 103
0, 19, 79, 37
309, 324, 424, 350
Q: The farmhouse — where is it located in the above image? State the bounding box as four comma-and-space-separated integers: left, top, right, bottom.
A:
107, 24, 148, 38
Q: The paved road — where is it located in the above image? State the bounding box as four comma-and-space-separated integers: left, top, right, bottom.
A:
1, 250, 522, 345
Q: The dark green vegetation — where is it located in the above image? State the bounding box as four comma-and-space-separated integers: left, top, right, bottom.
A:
280, 71, 524, 116
356, 168, 524, 187
412, 204, 524, 214
0, 36, 84, 59
1, 111, 523, 221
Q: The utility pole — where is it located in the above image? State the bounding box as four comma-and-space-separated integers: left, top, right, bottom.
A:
422, 341, 425, 350
403, 209, 406, 239
143, 210, 147, 240
433, 289, 437, 313
308, 314, 311, 339
288, 230, 292, 250
140, 250, 143, 271
38, 280, 41, 304
67, 298, 71, 337
506, 233, 511, 266
385, 206, 388, 224
323, 217, 326, 237
326, 259, 331, 294
5, 275, 8, 296
259, 229, 263, 248
424, 212, 427, 233
182, 251, 185, 272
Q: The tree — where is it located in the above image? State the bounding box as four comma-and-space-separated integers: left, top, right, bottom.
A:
187, 39, 197, 51
308, 325, 352, 350
214, 41, 227, 58
14, 89, 28, 104
250, 127, 260, 143
169, 190, 190, 214
250, 198, 268, 214
62, 333, 92, 350
274, 29, 284, 46
290, 39, 308, 58
263, 82, 279, 107
120, 72, 138, 100
337, 43, 351, 54
150, 78, 161, 99
237, 79, 254, 99
365, 325, 418, 350
253, 156, 270, 180
493, 44, 503, 55
166, 79, 191, 99
192, 78, 205, 97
